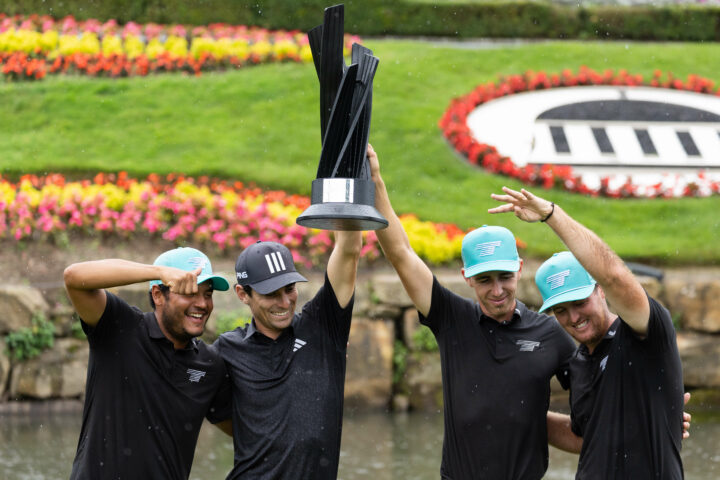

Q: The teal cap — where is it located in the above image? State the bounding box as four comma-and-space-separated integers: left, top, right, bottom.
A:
462, 225, 520, 278
535, 251, 596, 313
149, 247, 230, 292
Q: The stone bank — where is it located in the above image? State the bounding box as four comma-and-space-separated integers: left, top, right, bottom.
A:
0, 243, 719, 411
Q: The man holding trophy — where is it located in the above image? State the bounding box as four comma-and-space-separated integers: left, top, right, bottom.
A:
214, 5, 385, 479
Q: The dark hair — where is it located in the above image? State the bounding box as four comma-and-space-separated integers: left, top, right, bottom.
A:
241, 284, 253, 296
148, 284, 170, 310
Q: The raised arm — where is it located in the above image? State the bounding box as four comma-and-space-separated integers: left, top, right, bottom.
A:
368, 144, 434, 316
64, 259, 202, 327
488, 187, 649, 335
327, 230, 363, 308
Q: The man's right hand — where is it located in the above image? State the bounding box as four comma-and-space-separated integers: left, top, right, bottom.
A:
159, 266, 202, 295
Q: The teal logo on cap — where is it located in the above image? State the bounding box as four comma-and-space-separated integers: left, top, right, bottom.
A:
462, 225, 520, 278
476, 241, 502, 256
535, 252, 596, 312
546, 270, 571, 289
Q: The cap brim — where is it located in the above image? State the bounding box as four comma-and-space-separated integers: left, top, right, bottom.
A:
198, 274, 230, 292
464, 259, 520, 278
539, 283, 596, 313
249, 272, 308, 295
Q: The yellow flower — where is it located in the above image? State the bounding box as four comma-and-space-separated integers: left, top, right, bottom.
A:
123, 35, 145, 59
164, 35, 188, 57
57, 32, 100, 55
101, 35, 124, 56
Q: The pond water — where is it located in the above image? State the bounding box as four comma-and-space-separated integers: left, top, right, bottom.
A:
1, 409, 718, 479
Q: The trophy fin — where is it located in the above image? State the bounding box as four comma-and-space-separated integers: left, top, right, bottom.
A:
318, 63, 359, 178
318, 4, 345, 144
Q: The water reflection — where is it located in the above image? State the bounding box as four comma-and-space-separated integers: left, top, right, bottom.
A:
0, 410, 718, 479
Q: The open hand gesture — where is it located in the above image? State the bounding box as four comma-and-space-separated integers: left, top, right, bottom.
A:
488, 187, 554, 223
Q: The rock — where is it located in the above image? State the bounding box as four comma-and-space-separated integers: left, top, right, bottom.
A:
392, 394, 410, 412
637, 276, 663, 302
404, 351, 443, 411
403, 308, 421, 347
677, 332, 720, 388
9, 338, 89, 400
50, 304, 77, 337
345, 318, 394, 409
666, 279, 720, 333
371, 272, 413, 307
0, 285, 50, 334
435, 272, 475, 301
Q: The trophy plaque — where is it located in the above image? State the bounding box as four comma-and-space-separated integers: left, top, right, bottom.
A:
296, 4, 388, 231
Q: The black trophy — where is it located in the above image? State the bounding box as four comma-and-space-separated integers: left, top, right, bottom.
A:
296, 4, 388, 231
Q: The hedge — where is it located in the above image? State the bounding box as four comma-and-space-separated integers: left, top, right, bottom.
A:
1, 0, 718, 42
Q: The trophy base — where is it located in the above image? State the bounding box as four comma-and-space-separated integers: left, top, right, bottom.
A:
297, 203, 389, 231
296, 178, 388, 231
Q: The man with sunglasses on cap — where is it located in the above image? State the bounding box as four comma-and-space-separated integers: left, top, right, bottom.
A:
489, 186, 684, 478
214, 228, 362, 479
63, 247, 233, 480
367, 145, 578, 479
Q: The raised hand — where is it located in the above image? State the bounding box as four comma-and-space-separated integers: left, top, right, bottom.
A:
488, 186, 554, 223
159, 266, 202, 295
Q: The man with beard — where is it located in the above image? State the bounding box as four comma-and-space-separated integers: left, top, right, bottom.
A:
63, 247, 232, 479
490, 186, 684, 479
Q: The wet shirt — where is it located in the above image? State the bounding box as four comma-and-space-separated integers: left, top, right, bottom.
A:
570, 295, 684, 479
419, 277, 576, 480
216, 274, 353, 480
70, 292, 231, 480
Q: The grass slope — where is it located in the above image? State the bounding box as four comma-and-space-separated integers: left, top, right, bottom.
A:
1, 40, 719, 264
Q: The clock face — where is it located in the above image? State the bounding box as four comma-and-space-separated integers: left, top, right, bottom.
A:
466, 86, 720, 179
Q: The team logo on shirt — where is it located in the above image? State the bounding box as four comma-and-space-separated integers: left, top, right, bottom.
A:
546, 269, 571, 289
293, 338, 307, 352
516, 339, 541, 352
599, 355, 609, 372
187, 368, 206, 383
265, 252, 287, 274
476, 241, 502, 256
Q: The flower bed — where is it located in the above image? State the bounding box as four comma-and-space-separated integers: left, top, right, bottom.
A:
439, 67, 720, 198
0, 172, 472, 266
0, 14, 359, 79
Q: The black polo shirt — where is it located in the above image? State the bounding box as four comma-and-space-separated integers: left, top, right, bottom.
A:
216, 274, 353, 480
419, 277, 576, 480
70, 292, 232, 480
570, 295, 684, 479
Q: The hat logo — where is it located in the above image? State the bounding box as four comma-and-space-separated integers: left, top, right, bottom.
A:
547, 270, 571, 289
475, 241, 502, 256
188, 256, 208, 270
265, 252, 287, 274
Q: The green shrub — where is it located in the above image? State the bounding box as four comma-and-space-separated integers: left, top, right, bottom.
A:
392, 339, 409, 385
412, 325, 438, 352
0, 0, 718, 41
215, 312, 251, 335
4, 313, 55, 361
70, 316, 86, 340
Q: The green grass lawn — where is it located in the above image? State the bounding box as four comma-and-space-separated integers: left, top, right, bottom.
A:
1, 39, 719, 264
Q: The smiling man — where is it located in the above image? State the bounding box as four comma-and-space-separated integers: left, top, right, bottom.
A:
368, 145, 577, 480
490, 187, 684, 479
63, 247, 233, 480
215, 231, 362, 479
